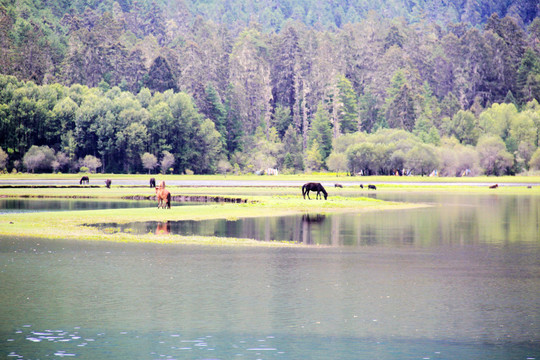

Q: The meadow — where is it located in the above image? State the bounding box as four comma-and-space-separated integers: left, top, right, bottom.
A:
0, 174, 538, 246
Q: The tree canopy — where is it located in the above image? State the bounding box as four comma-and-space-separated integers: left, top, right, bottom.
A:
1, 1, 540, 175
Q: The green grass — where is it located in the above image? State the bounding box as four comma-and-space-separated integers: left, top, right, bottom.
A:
0, 183, 418, 247
0, 174, 538, 247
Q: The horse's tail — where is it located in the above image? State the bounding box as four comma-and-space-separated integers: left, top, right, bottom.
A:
167, 192, 171, 209
302, 184, 307, 199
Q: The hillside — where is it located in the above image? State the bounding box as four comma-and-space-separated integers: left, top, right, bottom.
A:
0, 0, 539, 176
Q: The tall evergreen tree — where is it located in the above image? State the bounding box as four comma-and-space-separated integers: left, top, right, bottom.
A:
308, 102, 333, 162
271, 25, 300, 116
385, 70, 416, 131
336, 74, 359, 134
145, 56, 177, 93
358, 88, 380, 133
281, 124, 304, 171
201, 83, 227, 151
517, 48, 540, 103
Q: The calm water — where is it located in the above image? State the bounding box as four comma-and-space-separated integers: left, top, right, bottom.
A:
94, 192, 540, 246
1, 192, 540, 359
0, 199, 154, 214
0, 198, 201, 214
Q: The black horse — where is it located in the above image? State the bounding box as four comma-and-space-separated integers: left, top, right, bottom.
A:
368, 184, 377, 190
80, 176, 89, 185
302, 182, 328, 200
105, 179, 111, 188
150, 178, 156, 188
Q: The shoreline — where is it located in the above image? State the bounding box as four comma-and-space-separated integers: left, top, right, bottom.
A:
0, 184, 422, 246
0, 178, 537, 246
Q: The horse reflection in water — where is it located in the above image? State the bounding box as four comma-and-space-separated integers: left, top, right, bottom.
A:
155, 221, 170, 235
300, 214, 326, 244
252, 213, 327, 244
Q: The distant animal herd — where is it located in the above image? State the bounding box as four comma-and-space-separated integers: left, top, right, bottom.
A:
77, 175, 526, 209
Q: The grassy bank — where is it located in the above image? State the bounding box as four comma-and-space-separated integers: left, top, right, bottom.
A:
0, 175, 537, 246
0, 183, 421, 246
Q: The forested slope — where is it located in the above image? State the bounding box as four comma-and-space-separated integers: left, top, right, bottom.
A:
0, 0, 539, 175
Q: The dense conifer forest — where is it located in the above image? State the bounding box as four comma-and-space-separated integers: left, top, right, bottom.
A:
1, 0, 540, 175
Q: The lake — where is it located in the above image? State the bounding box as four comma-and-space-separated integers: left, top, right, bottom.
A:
0, 198, 154, 214
0, 198, 201, 214
1, 192, 539, 359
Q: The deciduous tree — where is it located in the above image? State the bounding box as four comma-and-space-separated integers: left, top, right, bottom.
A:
141, 152, 158, 174
476, 135, 514, 175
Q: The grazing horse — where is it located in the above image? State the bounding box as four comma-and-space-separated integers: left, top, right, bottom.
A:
359, 184, 364, 189
150, 177, 156, 188
80, 176, 89, 185
368, 184, 377, 190
105, 179, 111, 188
155, 181, 171, 209
302, 182, 328, 200
489, 184, 498, 189
335, 183, 343, 188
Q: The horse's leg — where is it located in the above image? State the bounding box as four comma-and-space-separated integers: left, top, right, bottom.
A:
307, 190, 311, 200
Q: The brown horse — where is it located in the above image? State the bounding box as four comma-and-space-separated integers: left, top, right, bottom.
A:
155, 181, 171, 209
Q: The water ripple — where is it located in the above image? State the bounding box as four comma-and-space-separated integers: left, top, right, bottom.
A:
5, 326, 286, 359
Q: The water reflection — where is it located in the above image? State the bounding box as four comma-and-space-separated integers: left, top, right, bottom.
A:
3, 191, 540, 359
1, 237, 539, 359
155, 221, 170, 235
90, 192, 540, 246
0, 199, 196, 213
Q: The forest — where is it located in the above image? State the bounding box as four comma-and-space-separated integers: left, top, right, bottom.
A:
0, 0, 540, 175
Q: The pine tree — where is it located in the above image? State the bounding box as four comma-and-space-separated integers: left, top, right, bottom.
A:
358, 88, 380, 133
271, 25, 300, 116
201, 84, 227, 150
517, 48, 540, 103
385, 70, 416, 131
145, 56, 177, 93
281, 124, 304, 172
308, 102, 333, 161
336, 74, 359, 134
